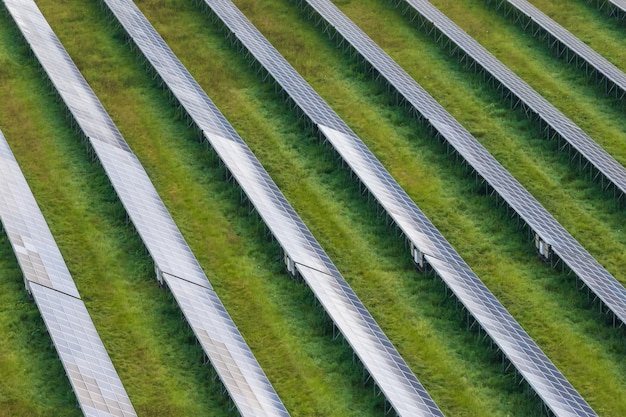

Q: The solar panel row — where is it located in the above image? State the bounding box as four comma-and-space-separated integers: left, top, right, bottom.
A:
485, 0, 626, 99
393, 0, 626, 204
97, 0, 444, 415
293, 0, 626, 415
0, 129, 137, 417
197, 0, 600, 416
297, 0, 626, 328
2, 1, 289, 416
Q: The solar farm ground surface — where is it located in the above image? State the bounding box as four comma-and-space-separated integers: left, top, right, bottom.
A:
0, 0, 625, 416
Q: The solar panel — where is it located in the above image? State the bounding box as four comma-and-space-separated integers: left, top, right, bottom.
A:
97, 0, 445, 415
394, 0, 626, 203
0, 129, 137, 417
485, 0, 626, 99
296, 264, 444, 417
30, 283, 137, 417
2, 2, 289, 416
162, 274, 290, 417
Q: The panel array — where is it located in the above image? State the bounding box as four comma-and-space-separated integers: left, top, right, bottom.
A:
485, 0, 626, 99
96, 0, 444, 415
1, 1, 289, 416
298, 0, 626, 414
393, 0, 626, 204
0, 129, 136, 417
296, 0, 626, 325
195, 0, 602, 416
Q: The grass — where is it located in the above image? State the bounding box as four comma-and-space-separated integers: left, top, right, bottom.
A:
1, 0, 625, 416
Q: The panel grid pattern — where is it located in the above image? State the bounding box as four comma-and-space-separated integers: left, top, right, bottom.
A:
397, 0, 626, 200
2, 2, 288, 416
0, 130, 136, 417
488, 0, 626, 96
294, 0, 610, 415
297, 0, 626, 329
98, 0, 443, 415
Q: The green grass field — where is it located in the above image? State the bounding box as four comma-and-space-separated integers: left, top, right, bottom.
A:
0, 0, 625, 415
